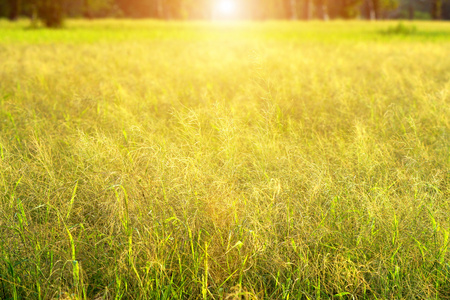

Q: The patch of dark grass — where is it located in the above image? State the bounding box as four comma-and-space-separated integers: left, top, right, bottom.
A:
382, 22, 418, 35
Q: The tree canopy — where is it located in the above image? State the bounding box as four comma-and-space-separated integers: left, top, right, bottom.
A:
0, 0, 449, 27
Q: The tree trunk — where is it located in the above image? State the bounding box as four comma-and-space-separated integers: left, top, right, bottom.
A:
83, 0, 92, 19
431, 0, 442, 20
319, 0, 329, 20
155, 0, 163, 19
368, 0, 376, 20
290, 0, 298, 20
303, 0, 312, 20
408, 2, 414, 20
37, 0, 65, 28
8, 0, 21, 21
30, 2, 38, 27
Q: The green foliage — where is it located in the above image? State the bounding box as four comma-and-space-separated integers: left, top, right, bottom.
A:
380, 0, 400, 10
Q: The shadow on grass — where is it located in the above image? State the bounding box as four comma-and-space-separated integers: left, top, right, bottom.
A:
379, 22, 450, 38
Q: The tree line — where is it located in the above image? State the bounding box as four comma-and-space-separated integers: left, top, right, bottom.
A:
1, 0, 449, 27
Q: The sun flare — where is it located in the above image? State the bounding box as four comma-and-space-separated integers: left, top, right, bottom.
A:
214, 0, 239, 19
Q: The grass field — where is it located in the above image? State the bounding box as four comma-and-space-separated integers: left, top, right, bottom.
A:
0, 19, 450, 299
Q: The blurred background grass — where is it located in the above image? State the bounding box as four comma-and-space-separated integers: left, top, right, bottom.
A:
1, 20, 450, 43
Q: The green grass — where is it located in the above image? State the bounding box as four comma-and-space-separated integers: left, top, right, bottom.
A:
0, 19, 449, 299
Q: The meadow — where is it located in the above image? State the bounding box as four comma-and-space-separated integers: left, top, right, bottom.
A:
0, 19, 449, 299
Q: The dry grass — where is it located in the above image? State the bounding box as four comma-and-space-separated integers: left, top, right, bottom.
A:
0, 19, 449, 299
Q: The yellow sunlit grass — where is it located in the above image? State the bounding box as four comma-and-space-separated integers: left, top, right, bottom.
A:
0, 19, 449, 299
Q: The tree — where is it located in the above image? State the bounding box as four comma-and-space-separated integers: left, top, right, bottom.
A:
301, 0, 312, 19
408, 0, 414, 19
361, 0, 374, 19
83, 0, 118, 18
361, 0, 399, 19
314, 0, 329, 20
328, 0, 362, 19
291, 0, 299, 19
36, 0, 65, 27
286, 0, 299, 19
443, 0, 450, 19
431, 0, 442, 18
7, 0, 21, 20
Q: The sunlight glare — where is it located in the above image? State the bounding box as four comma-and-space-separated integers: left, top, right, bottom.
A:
215, 0, 238, 18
